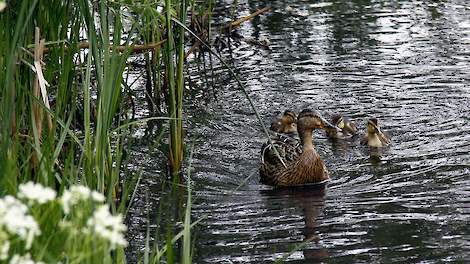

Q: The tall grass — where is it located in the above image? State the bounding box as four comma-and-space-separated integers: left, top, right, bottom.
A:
0, 0, 211, 262
164, 0, 184, 176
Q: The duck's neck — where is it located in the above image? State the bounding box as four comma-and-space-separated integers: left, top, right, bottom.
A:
367, 132, 382, 147
300, 129, 314, 150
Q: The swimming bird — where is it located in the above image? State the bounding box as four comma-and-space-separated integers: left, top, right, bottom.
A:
361, 117, 391, 147
325, 114, 357, 139
270, 110, 297, 134
260, 109, 335, 187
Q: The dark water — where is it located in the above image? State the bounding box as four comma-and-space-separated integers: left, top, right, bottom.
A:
128, 0, 470, 263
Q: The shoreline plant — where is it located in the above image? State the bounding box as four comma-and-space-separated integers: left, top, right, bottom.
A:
0, 0, 213, 261
1, 182, 127, 263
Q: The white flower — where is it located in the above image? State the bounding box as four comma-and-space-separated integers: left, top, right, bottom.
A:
18, 182, 56, 205
0, 240, 9, 260
0, 196, 40, 249
0, 2, 6, 12
9, 253, 44, 264
86, 205, 127, 249
61, 185, 105, 214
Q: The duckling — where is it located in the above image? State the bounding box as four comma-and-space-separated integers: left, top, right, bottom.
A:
325, 114, 358, 139
361, 117, 391, 147
270, 110, 297, 134
260, 109, 335, 187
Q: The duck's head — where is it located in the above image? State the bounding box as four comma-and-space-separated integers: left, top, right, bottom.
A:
298, 109, 337, 132
270, 110, 297, 133
367, 117, 380, 134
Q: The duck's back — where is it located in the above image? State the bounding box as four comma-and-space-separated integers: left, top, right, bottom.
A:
260, 142, 329, 187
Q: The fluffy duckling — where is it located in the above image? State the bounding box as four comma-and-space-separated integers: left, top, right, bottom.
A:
260, 109, 335, 187
270, 110, 297, 134
361, 117, 391, 147
325, 114, 358, 139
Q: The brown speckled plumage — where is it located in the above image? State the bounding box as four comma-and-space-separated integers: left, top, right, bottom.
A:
260, 109, 331, 187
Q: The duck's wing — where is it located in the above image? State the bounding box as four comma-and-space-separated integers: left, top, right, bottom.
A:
261, 133, 300, 165
260, 130, 302, 186
379, 130, 391, 145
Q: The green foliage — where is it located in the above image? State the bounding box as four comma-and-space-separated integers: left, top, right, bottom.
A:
0, 0, 209, 263
0, 183, 126, 263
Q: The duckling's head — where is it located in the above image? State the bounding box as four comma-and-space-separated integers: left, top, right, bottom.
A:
367, 117, 380, 134
330, 114, 344, 128
270, 110, 297, 133
281, 110, 297, 125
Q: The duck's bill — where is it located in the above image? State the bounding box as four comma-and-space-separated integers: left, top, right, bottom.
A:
371, 123, 383, 134
368, 120, 380, 132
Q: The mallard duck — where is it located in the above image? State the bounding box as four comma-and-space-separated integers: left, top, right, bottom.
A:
270, 110, 297, 134
325, 114, 357, 139
361, 117, 391, 147
260, 109, 335, 187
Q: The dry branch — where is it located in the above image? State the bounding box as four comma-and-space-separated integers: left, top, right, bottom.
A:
185, 6, 272, 59
226, 6, 272, 30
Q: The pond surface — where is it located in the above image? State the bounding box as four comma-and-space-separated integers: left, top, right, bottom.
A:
128, 0, 470, 263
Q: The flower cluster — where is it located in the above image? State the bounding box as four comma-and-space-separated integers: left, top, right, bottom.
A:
61, 185, 105, 214
59, 185, 128, 249
0, 182, 128, 263
9, 253, 44, 264
0, 196, 40, 250
18, 182, 56, 205
86, 205, 128, 249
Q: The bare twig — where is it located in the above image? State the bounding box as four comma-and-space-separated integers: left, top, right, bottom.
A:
226, 6, 271, 30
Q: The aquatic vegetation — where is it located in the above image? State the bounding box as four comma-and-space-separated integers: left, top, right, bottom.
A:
0, 0, 207, 261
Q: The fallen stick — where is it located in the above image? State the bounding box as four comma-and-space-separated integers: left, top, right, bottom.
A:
185, 6, 272, 58
226, 6, 272, 30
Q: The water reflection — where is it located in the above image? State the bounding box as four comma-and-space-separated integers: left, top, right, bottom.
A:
261, 186, 329, 262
